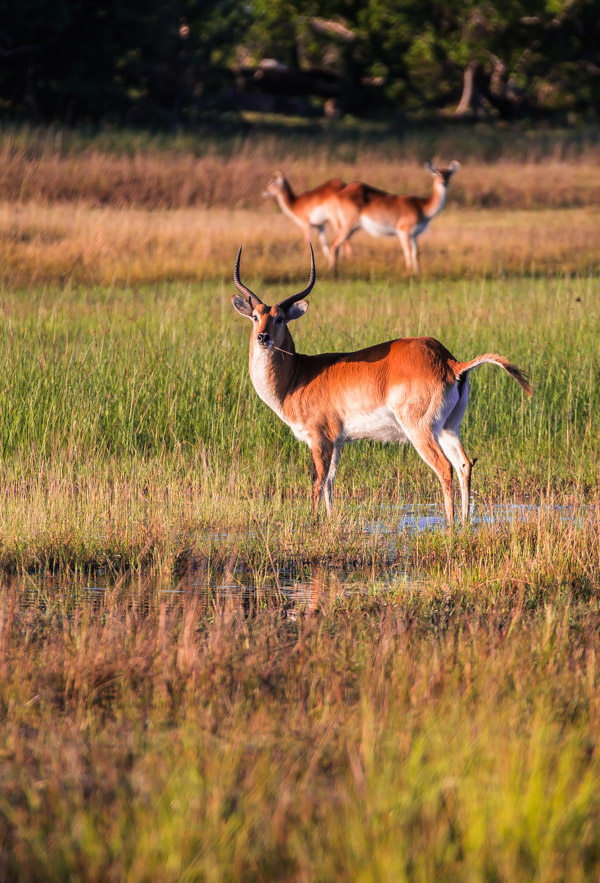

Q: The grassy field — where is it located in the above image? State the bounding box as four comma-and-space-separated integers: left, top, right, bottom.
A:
0, 273, 596, 574
0, 122, 599, 878
2, 578, 600, 880
1, 202, 598, 286
1, 121, 599, 210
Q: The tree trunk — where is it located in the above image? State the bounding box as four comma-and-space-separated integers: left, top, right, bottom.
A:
456, 57, 526, 120
455, 61, 483, 117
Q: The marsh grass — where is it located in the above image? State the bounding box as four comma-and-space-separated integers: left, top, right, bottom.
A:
0, 273, 596, 574
1, 573, 600, 880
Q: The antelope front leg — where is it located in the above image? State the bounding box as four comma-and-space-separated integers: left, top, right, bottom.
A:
409, 235, 420, 274
310, 439, 334, 516
397, 229, 414, 274
327, 226, 353, 274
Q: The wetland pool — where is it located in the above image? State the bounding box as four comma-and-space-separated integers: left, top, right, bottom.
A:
7, 501, 591, 612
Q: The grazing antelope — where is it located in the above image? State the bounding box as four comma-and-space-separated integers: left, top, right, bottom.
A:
263, 170, 350, 260
232, 246, 531, 524
328, 161, 460, 273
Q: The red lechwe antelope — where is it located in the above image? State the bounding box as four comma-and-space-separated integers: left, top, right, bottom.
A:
232, 245, 532, 524
328, 161, 460, 273
263, 170, 350, 261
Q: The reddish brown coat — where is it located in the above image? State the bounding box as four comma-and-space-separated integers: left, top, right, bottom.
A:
328, 161, 459, 273
233, 246, 531, 524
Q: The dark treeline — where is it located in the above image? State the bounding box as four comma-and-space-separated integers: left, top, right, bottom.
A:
0, 0, 598, 127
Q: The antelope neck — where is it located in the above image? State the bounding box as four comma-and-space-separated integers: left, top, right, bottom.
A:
249, 336, 297, 417
277, 178, 296, 209
422, 179, 448, 219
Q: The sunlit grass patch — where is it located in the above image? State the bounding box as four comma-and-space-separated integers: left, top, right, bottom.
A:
1, 121, 599, 209
0, 274, 596, 573
0, 201, 598, 286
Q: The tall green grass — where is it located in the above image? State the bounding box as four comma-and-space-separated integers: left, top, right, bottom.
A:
0, 269, 599, 878
0, 273, 597, 571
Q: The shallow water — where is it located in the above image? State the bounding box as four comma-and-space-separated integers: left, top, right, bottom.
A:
11, 560, 424, 615
362, 500, 591, 560
7, 501, 594, 612
364, 501, 588, 536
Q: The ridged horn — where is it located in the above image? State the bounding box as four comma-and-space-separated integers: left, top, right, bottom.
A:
233, 246, 263, 307
277, 244, 316, 311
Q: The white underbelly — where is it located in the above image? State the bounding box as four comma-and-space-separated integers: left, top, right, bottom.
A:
361, 216, 397, 238
342, 408, 407, 443
308, 207, 329, 226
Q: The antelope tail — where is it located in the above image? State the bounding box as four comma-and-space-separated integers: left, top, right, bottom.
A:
454, 353, 532, 396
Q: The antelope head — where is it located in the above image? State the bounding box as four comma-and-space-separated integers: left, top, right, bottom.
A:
232, 244, 316, 358
425, 160, 460, 187
262, 169, 287, 199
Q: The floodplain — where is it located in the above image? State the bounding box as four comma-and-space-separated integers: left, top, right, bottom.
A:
0, 123, 599, 879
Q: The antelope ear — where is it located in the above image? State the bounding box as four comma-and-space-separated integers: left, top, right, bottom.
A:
232, 295, 254, 318
425, 160, 436, 174
449, 160, 460, 173
283, 300, 309, 322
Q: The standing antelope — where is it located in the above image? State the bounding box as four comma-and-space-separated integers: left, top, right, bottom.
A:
328, 161, 460, 274
232, 246, 531, 524
263, 170, 350, 261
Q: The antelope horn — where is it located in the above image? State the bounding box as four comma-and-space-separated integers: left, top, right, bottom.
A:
233, 245, 264, 307
277, 244, 316, 311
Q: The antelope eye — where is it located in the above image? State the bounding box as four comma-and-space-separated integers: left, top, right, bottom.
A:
275, 316, 283, 324
252, 315, 259, 322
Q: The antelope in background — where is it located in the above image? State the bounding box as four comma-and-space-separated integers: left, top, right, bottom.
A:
263, 170, 351, 261
327, 160, 460, 273
232, 245, 531, 524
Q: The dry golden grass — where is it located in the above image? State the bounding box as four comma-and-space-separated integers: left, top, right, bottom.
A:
1, 139, 599, 210
2, 575, 600, 879
0, 200, 597, 285
2, 129, 597, 284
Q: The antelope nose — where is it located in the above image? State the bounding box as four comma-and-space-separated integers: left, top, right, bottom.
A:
257, 332, 270, 344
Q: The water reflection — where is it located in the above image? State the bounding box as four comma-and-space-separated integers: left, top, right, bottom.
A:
8, 502, 594, 613
13, 562, 425, 616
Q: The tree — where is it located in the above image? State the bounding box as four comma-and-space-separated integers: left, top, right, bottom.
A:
0, 0, 598, 124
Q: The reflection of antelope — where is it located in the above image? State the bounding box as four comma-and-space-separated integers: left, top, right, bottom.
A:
263, 170, 350, 260
328, 161, 460, 273
232, 245, 531, 524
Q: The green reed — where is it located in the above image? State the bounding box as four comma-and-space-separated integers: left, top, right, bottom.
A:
0, 272, 597, 571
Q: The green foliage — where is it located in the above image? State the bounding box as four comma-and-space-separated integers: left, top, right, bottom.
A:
0, 0, 250, 124
0, 0, 598, 123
